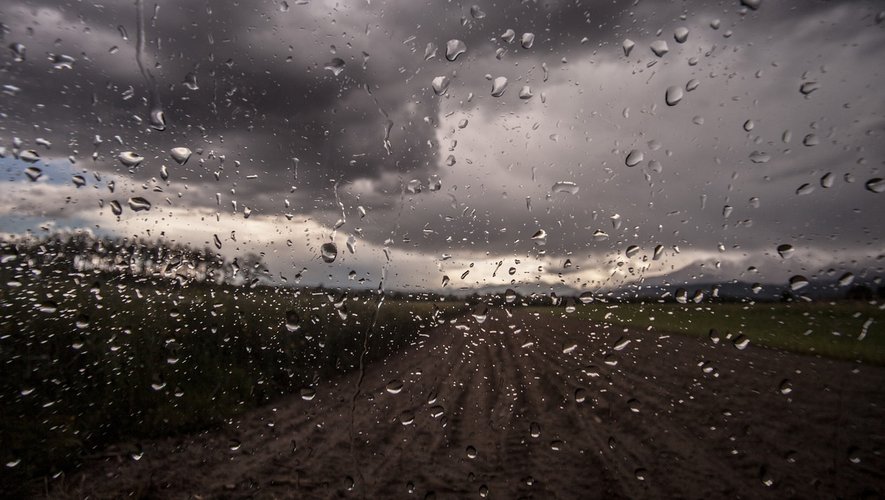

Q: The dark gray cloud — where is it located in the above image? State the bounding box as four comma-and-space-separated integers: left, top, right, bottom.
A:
1, 0, 883, 291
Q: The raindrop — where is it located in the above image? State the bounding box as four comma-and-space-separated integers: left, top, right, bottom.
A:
501, 29, 516, 44
424, 43, 437, 60
127, 197, 151, 211
625, 245, 640, 258
741, 0, 762, 10
552, 181, 579, 194
466, 446, 477, 459
504, 289, 517, 303
491, 77, 508, 97
431, 76, 450, 95
285, 310, 301, 332
789, 275, 809, 291
519, 85, 533, 99
119, 151, 144, 167
324, 58, 345, 76
472, 305, 489, 324
445, 40, 467, 61
650, 40, 669, 57
575, 388, 587, 403
796, 183, 814, 196
743, 119, 755, 132
72, 175, 86, 187
9, 42, 25, 62
799, 81, 819, 95
733, 335, 750, 350
19, 150, 40, 163
469, 5, 485, 19
838, 272, 854, 287
674, 27, 689, 43
776, 244, 794, 258
578, 292, 594, 304
520, 33, 535, 49
685, 79, 699, 91
321, 242, 338, 263
110, 200, 123, 216
652, 245, 664, 260
749, 151, 770, 164
665, 86, 684, 106
183, 72, 198, 90
625, 149, 644, 167
24, 166, 42, 181
820, 172, 834, 188
301, 387, 316, 401
170, 147, 192, 164
802, 134, 819, 147
622, 39, 635, 57
386, 380, 404, 394
865, 178, 884, 193
529, 422, 541, 438
779, 379, 793, 395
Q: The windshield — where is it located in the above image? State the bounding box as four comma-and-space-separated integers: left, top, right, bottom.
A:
1, 0, 883, 497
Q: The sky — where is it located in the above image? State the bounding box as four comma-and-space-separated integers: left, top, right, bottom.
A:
0, 0, 883, 295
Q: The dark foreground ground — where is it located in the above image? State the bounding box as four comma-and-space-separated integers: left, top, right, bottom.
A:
47, 309, 885, 499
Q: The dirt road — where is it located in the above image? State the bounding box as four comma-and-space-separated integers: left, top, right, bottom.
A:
58, 309, 885, 498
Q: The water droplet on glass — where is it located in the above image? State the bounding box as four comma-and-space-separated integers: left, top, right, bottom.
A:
9, 42, 26, 62
625, 149, 644, 167
301, 387, 316, 400
519, 85, 533, 99
472, 305, 488, 323
686, 79, 699, 91
170, 147, 192, 164
865, 178, 884, 193
386, 379, 403, 394
445, 40, 467, 61
820, 172, 834, 188
110, 200, 123, 216
796, 183, 814, 196
466, 445, 477, 459
733, 334, 750, 350
650, 40, 669, 57
779, 379, 793, 395
741, 0, 762, 11
799, 81, 819, 95
119, 151, 144, 167
501, 29, 516, 44
776, 244, 794, 258
838, 272, 854, 287
491, 77, 508, 97
431, 76, 450, 95
622, 39, 635, 57
652, 244, 664, 260
789, 275, 809, 291
674, 27, 689, 43
24, 166, 42, 181
321, 242, 338, 263
743, 119, 755, 132
665, 86, 683, 106
520, 33, 535, 49
183, 72, 198, 90
625, 245, 640, 258
470, 5, 486, 19
285, 310, 301, 332
127, 197, 151, 211
529, 422, 541, 438
324, 58, 345, 76
749, 151, 770, 164
504, 289, 517, 303
802, 134, 819, 147
552, 181, 579, 194
424, 42, 437, 60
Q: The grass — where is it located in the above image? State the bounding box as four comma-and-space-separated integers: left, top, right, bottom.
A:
546, 301, 885, 364
0, 266, 465, 495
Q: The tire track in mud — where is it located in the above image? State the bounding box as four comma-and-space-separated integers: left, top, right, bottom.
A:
60, 309, 885, 499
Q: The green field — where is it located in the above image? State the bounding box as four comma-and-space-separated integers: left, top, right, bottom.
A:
544, 301, 885, 364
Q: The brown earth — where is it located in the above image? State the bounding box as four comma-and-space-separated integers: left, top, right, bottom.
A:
51, 309, 885, 499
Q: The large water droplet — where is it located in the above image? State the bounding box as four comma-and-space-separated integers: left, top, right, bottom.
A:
665, 86, 684, 106
865, 178, 884, 193
674, 27, 689, 43
127, 197, 151, 211
749, 151, 770, 164
9, 42, 25, 62
321, 242, 338, 263
776, 244, 794, 258
625, 149, 644, 167
119, 151, 144, 167
501, 29, 516, 44
650, 40, 669, 57
741, 0, 762, 10
491, 77, 508, 97
324, 58, 345, 76
386, 379, 403, 394
285, 310, 301, 332
170, 147, 192, 164
552, 181, 579, 194
789, 275, 809, 291
445, 40, 467, 61
625, 245, 640, 258
110, 200, 123, 216
520, 33, 535, 49
431, 76, 450, 95
622, 39, 635, 57
24, 166, 42, 181
19, 150, 40, 163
